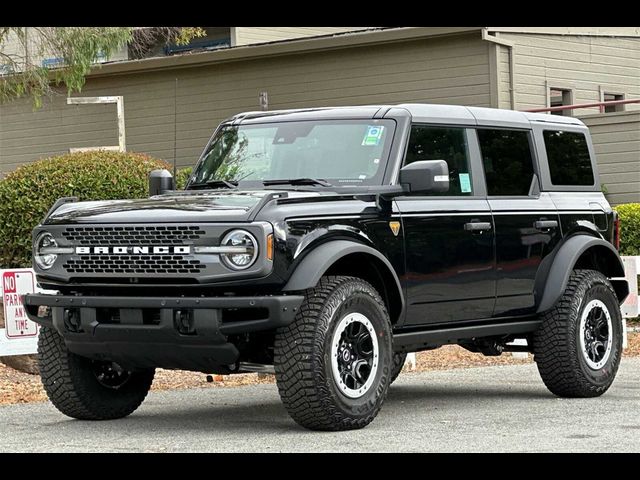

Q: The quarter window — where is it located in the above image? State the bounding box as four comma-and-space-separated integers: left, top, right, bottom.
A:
544, 130, 594, 186
477, 129, 535, 196
404, 126, 473, 196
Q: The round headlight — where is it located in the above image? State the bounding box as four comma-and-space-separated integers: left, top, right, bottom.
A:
220, 230, 258, 270
35, 232, 58, 270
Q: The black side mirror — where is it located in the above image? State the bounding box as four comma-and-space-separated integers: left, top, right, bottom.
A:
399, 160, 449, 194
149, 169, 175, 196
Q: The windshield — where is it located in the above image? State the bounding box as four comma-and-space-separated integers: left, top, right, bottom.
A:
188, 119, 395, 188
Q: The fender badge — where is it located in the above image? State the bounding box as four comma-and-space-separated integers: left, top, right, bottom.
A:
389, 221, 401, 237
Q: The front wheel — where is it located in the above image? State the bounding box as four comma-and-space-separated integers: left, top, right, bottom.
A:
533, 269, 623, 398
38, 327, 155, 420
274, 276, 393, 431
389, 352, 407, 385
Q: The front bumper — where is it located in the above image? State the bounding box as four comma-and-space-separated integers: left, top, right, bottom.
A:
23, 293, 304, 372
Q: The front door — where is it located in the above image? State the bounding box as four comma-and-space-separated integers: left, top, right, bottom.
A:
397, 125, 496, 326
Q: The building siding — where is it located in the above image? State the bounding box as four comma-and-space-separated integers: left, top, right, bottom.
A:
497, 33, 640, 113
232, 27, 368, 46
581, 112, 640, 205
0, 33, 490, 173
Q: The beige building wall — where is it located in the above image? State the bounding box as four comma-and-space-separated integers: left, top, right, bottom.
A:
0, 32, 491, 173
581, 112, 640, 205
495, 32, 640, 114
232, 27, 368, 46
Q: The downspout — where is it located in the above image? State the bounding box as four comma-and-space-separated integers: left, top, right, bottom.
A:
482, 28, 516, 110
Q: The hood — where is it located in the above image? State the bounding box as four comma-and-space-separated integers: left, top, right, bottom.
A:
45, 190, 320, 224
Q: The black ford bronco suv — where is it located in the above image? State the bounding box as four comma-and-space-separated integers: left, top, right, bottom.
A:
24, 104, 629, 431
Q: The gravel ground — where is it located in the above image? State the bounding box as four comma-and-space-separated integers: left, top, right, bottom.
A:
1, 332, 638, 406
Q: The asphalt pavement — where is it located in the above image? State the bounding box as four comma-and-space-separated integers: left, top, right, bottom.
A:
2, 358, 639, 452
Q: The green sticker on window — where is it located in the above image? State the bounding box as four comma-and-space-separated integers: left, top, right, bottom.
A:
362, 126, 384, 146
459, 173, 471, 193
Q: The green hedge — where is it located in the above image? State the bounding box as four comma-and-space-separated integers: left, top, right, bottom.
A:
615, 203, 640, 256
0, 151, 172, 268
175, 166, 193, 190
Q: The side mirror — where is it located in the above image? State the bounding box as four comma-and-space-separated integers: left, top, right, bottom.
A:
399, 160, 449, 194
149, 169, 175, 196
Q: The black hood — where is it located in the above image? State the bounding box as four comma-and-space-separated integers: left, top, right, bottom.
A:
44, 190, 320, 224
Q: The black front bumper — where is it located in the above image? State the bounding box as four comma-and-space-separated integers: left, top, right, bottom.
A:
23, 293, 304, 372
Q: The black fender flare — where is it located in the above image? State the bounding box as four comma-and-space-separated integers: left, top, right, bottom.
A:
537, 235, 628, 313
282, 239, 405, 311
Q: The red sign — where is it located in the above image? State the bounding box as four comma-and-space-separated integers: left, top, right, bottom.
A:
2, 270, 38, 339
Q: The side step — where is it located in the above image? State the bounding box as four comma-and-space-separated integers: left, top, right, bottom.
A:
393, 320, 541, 352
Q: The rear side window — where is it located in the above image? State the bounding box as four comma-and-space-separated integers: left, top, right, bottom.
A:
477, 129, 535, 196
404, 125, 473, 196
544, 130, 595, 186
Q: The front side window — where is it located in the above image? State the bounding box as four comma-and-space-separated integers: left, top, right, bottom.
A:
403, 125, 473, 196
478, 129, 535, 196
189, 119, 395, 187
544, 130, 594, 186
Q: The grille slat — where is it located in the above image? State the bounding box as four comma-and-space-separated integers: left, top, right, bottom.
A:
62, 225, 205, 245
63, 254, 206, 275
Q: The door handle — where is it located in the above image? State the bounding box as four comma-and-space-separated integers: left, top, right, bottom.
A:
534, 220, 558, 230
464, 222, 492, 232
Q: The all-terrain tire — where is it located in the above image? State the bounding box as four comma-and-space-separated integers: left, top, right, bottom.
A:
38, 327, 155, 420
390, 352, 407, 385
274, 276, 393, 431
533, 269, 622, 398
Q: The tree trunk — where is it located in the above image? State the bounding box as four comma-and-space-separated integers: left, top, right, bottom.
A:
0, 307, 39, 375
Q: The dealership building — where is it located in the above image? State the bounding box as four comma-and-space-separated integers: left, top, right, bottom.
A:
0, 27, 638, 204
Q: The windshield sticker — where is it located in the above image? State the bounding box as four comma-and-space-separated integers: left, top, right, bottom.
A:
362, 126, 384, 146
459, 173, 472, 193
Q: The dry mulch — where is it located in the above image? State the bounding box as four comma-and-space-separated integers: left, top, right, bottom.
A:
2, 333, 639, 406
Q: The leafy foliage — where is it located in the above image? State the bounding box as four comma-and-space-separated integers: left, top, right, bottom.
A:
615, 203, 640, 256
0, 151, 171, 268
175, 166, 193, 189
0, 27, 205, 108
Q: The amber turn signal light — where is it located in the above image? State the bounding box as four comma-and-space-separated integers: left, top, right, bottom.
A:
266, 234, 274, 261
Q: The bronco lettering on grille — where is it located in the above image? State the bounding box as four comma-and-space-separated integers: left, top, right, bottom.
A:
74, 246, 191, 255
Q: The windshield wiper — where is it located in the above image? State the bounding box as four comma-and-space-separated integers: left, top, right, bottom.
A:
263, 178, 332, 187
188, 179, 238, 190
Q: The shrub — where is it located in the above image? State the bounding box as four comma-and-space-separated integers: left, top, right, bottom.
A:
615, 203, 640, 256
175, 166, 193, 190
0, 151, 171, 268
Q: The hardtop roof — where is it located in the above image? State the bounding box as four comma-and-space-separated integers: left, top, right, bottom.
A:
228, 104, 586, 129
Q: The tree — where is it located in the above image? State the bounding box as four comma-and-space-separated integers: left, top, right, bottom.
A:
0, 27, 205, 108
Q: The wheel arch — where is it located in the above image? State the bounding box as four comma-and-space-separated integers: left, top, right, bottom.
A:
536, 235, 628, 313
282, 240, 405, 324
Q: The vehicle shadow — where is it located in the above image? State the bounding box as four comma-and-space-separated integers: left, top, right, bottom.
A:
45, 380, 555, 436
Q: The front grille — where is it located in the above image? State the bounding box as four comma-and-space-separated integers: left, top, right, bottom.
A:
63, 255, 206, 275
62, 225, 206, 245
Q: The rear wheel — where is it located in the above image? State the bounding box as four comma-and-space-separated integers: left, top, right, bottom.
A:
533, 269, 622, 398
38, 327, 155, 420
274, 276, 393, 431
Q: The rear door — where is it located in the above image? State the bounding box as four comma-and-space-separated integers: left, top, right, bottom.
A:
397, 125, 496, 325
476, 128, 562, 317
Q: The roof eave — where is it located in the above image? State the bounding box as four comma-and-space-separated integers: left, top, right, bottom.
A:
86, 27, 482, 78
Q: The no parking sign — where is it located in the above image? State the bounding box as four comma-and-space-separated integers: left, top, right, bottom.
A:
0, 269, 42, 356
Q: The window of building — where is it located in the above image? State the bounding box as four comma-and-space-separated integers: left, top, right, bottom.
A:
404, 126, 473, 196
477, 129, 535, 196
549, 88, 574, 116
603, 92, 625, 113
544, 130, 594, 186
